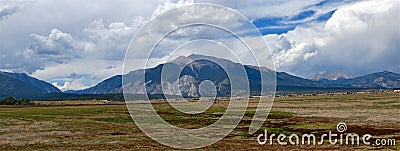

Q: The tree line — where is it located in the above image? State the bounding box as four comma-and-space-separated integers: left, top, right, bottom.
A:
0, 96, 32, 105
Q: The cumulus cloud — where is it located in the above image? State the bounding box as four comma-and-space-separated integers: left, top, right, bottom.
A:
267, 34, 318, 68
81, 18, 145, 60
128, 0, 257, 59
28, 0, 202, 89
265, 0, 400, 76
0, 0, 163, 72
27, 29, 84, 63
25, 17, 147, 63
152, 0, 195, 17
53, 79, 88, 91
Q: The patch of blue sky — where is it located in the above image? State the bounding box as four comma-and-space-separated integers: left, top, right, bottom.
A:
315, 0, 350, 7
258, 26, 296, 35
251, 0, 359, 35
252, 17, 293, 34
289, 10, 316, 21
252, 10, 335, 35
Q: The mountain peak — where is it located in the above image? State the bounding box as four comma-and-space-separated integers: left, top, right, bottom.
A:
170, 56, 193, 65
0, 71, 62, 99
378, 71, 396, 75
309, 71, 358, 81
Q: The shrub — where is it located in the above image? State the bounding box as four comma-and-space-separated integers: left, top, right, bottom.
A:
0, 97, 31, 105
0, 96, 17, 105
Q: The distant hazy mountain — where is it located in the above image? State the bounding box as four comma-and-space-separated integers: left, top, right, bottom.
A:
66, 75, 122, 94
326, 71, 400, 88
277, 72, 326, 89
310, 71, 358, 81
0, 72, 61, 99
68, 54, 336, 97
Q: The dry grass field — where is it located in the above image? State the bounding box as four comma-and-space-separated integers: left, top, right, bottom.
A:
0, 93, 399, 150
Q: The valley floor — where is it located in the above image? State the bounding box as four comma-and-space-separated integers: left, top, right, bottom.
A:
0, 93, 399, 150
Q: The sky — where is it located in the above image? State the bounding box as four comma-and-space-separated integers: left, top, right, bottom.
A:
0, 0, 399, 91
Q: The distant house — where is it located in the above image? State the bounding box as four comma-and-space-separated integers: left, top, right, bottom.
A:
394, 90, 400, 93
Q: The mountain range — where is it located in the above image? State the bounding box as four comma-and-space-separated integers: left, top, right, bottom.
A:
1, 54, 399, 99
68, 54, 400, 97
0, 72, 61, 99
309, 71, 359, 81
314, 71, 400, 88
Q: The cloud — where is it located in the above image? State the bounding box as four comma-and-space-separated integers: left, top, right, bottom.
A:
27, 29, 84, 63
265, 0, 400, 76
282, 0, 357, 24
129, 1, 260, 59
29, 0, 200, 84
81, 18, 144, 60
53, 79, 87, 91
0, 4, 18, 20
265, 34, 318, 68
0, 0, 163, 73
32, 59, 123, 87
1, 0, 398, 90
152, 0, 195, 17
24, 17, 147, 64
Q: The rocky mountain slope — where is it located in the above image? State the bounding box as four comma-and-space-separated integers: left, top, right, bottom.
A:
310, 71, 358, 81
68, 55, 342, 97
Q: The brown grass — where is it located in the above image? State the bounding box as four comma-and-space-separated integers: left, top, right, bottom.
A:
0, 93, 399, 150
